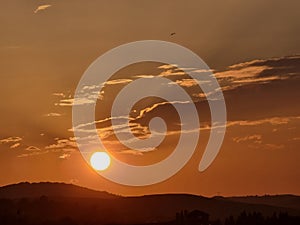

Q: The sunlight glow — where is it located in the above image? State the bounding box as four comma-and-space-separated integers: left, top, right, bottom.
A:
90, 152, 111, 171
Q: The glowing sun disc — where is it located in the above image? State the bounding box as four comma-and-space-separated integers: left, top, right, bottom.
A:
90, 152, 111, 171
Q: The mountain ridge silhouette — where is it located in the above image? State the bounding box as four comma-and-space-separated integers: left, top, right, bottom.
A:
0, 182, 299, 223
0, 182, 117, 199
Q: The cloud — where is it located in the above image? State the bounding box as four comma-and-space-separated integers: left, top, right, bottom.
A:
263, 144, 285, 150
71, 100, 189, 139
171, 79, 212, 88
192, 115, 300, 135
192, 93, 207, 98
59, 153, 71, 159
10, 143, 21, 149
71, 115, 132, 131
14, 138, 77, 158
233, 134, 262, 143
98, 121, 150, 141
135, 66, 212, 80
17, 145, 47, 157
226, 116, 299, 127
55, 98, 74, 107
82, 85, 101, 91
215, 55, 300, 90
168, 115, 300, 133
71, 104, 299, 150
25, 146, 41, 151
44, 113, 62, 117
136, 100, 190, 119
231, 75, 288, 84
18, 151, 49, 158
54, 79, 133, 108
248, 143, 285, 150
58, 56, 299, 156
154, 55, 300, 99
158, 64, 177, 70
232, 133, 286, 150
196, 116, 300, 132
55, 85, 103, 107
55, 56, 299, 112
52, 92, 65, 97
45, 138, 77, 152
104, 79, 132, 85
0, 137, 22, 144
34, 4, 52, 14
15, 138, 77, 158
119, 150, 144, 156
55, 97, 95, 107
159, 69, 186, 77
134, 75, 155, 79
173, 79, 199, 87
215, 65, 269, 79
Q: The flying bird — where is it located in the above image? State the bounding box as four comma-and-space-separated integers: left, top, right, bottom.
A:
170, 32, 176, 36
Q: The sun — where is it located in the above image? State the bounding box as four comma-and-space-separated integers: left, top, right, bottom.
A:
90, 152, 111, 171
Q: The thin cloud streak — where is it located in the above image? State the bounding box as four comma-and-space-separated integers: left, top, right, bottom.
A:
0, 137, 22, 144
34, 4, 51, 14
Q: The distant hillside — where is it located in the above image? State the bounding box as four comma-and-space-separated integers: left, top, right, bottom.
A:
115, 194, 300, 221
225, 195, 300, 211
0, 182, 117, 199
0, 182, 299, 224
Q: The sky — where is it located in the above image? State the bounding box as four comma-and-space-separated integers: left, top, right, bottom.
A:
0, 0, 299, 196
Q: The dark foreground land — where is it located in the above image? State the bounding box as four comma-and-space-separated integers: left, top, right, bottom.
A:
0, 182, 299, 225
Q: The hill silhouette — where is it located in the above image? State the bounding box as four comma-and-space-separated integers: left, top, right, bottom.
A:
0, 182, 117, 199
225, 195, 300, 211
0, 182, 299, 225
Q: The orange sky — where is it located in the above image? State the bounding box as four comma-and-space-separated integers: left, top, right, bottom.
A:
0, 0, 299, 196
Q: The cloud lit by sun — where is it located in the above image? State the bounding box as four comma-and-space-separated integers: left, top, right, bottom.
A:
0, 0, 299, 196
34, 4, 51, 14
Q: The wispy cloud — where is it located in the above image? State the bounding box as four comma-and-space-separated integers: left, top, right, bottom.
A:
43, 113, 62, 117
55, 98, 74, 107
18, 151, 49, 158
0, 137, 22, 144
104, 79, 132, 85
158, 64, 177, 70
215, 55, 300, 90
55, 98, 95, 107
136, 100, 190, 119
155, 55, 300, 99
248, 143, 285, 150
159, 69, 186, 77
119, 149, 144, 156
59, 153, 71, 159
34, 4, 52, 14
173, 79, 199, 87
10, 143, 21, 149
45, 138, 77, 153
231, 75, 288, 84
54, 85, 102, 107
17, 146, 46, 158
49, 56, 299, 157
215, 65, 269, 79
233, 134, 262, 143
263, 144, 285, 150
25, 146, 41, 151
134, 75, 155, 79
226, 116, 299, 127
52, 92, 65, 97
171, 79, 212, 88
